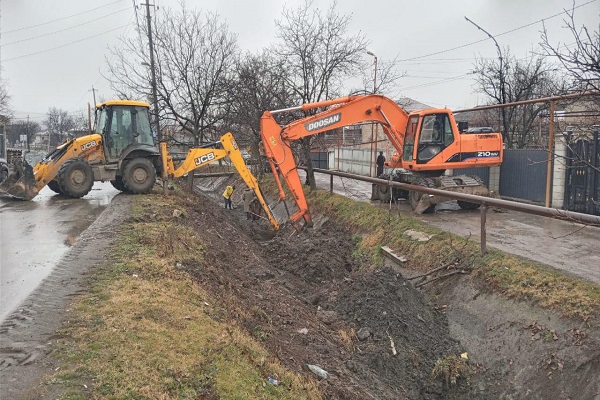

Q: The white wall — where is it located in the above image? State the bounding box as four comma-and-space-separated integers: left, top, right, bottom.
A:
328, 148, 379, 176
552, 135, 568, 209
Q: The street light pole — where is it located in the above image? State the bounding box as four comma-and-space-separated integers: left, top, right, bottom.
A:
367, 51, 378, 176
367, 51, 378, 94
464, 17, 508, 142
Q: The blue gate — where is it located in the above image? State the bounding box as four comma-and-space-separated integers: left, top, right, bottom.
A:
499, 149, 548, 203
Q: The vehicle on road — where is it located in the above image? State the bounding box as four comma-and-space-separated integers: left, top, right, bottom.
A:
0, 100, 279, 229
0, 100, 160, 200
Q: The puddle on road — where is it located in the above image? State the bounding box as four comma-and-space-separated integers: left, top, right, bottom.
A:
0, 183, 119, 321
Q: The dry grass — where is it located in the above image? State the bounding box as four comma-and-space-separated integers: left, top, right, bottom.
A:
337, 328, 356, 352
431, 355, 471, 387
49, 192, 321, 399
305, 189, 600, 320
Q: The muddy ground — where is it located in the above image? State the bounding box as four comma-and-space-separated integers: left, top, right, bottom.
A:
1, 178, 599, 399
189, 178, 600, 399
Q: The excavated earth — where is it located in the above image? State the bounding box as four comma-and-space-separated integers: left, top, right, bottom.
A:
1, 177, 599, 399
180, 192, 470, 399
195, 177, 600, 400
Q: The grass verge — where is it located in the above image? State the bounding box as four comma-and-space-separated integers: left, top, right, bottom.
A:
305, 189, 600, 320
48, 192, 320, 400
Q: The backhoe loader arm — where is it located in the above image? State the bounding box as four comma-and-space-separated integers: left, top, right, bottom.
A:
160, 132, 279, 230
260, 94, 410, 228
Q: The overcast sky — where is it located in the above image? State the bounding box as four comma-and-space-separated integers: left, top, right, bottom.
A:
1, 0, 598, 125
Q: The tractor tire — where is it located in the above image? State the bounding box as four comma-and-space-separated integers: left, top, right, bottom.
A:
110, 176, 129, 192
47, 180, 63, 194
122, 157, 156, 194
408, 190, 422, 210
57, 159, 94, 198
408, 177, 436, 213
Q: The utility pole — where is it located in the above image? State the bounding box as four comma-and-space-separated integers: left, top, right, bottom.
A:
90, 86, 97, 105
465, 17, 508, 142
142, 1, 161, 143
26, 115, 30, 151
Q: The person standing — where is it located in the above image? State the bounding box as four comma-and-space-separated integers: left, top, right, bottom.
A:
223, 185, 235, 209
376, 151, 386, 177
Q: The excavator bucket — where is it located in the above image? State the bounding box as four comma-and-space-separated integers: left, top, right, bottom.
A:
0, 159, 39, 200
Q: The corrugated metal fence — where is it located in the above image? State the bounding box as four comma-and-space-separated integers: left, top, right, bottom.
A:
499, 149, 548, 203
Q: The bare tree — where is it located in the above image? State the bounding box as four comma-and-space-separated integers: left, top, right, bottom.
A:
273, 0, 367, 189
541, 4, 600, 92
7, 120, 40, 150
105, 5, 238, 147
226, 51, 293, 163
0, 78, 11, 120
473, 50, 567, 148
44, 107, 75, 147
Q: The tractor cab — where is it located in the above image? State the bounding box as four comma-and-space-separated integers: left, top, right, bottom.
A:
95, 100, 156, 162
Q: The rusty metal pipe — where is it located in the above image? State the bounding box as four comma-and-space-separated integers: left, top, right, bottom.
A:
306, 167, 600, 227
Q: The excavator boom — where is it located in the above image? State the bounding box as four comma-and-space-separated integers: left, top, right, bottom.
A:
261, 95, 409, 228
161, 132, 280, 230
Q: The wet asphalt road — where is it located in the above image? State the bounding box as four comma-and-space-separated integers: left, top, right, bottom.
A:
304, 171, 600, 284
0, 183, 119, 321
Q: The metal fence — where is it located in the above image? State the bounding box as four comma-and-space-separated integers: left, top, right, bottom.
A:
499, 149, 549, 203
311, 151, 329, 169
564, 131, 600, 215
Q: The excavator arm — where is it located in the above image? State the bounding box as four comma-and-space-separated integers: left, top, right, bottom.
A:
161, 132, 279, 230
260, 94, 409, 228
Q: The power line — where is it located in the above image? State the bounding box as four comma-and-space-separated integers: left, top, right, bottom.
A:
1, 8, 131, 47
399, 0, 597, 62
400, 73, 472, 90
2, 24, 129, 62
2, 0, 125, 34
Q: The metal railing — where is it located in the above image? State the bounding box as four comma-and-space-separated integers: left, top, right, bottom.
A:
307, 167, 600, 254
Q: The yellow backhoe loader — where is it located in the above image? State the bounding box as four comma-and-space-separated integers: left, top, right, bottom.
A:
0, 100, 160, 200
160, 132, 279, 229
0, 100, 279, 229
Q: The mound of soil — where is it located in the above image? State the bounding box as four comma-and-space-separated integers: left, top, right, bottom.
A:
183, 188, 473, 399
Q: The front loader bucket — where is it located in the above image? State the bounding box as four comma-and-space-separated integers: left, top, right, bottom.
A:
0, 160, 39, 200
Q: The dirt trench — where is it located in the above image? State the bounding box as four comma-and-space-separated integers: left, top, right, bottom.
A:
183, 198, 471, 399
190, 177, 600, 400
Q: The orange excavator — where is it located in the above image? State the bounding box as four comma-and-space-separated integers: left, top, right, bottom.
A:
260, 94, 503, 229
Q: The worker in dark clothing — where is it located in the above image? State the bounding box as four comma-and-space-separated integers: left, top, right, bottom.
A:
376, 151, 386, 177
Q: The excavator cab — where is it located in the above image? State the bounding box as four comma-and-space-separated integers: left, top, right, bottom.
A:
410, 113, 455, 164
95, 100, 156, 162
